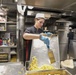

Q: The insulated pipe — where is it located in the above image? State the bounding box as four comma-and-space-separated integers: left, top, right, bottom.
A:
19, 14, 25, 64
16, 13, 20, 62
17, 5, 26, 66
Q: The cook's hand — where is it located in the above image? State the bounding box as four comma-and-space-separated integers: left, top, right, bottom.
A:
40, 35, 50, 48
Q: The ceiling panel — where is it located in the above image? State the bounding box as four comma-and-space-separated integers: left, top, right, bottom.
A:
1, 0, 76, 11
18, 0, 76, 11
25, 0, 66, 9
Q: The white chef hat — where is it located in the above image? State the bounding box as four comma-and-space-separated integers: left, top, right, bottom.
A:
35, 13, 45, 19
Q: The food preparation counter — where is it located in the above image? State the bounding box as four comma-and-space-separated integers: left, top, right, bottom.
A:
62, 60, 76, 75
0, 62, 25, 75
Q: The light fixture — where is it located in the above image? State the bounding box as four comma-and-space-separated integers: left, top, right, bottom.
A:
28, 6, 34, 9
14, 0, 18, 2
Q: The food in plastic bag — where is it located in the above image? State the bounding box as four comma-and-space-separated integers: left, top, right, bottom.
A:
29, 56, 55, 71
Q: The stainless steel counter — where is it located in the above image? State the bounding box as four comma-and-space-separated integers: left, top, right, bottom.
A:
0, 62, 25, 75
62, 60, 76, 75
65, 67, 76, 75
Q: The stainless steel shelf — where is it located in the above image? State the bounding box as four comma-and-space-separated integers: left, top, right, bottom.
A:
0, 22, 6, 23
0, 60, 8, 61
0, 52, 9, 53
7, 22, 16, 24
0, 45, 17, 48
0, 30, 6, 31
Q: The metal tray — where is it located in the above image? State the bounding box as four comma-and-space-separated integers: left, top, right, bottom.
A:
26, 69, 72, 75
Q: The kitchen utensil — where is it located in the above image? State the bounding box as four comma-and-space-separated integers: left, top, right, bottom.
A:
48, 46, 55, 64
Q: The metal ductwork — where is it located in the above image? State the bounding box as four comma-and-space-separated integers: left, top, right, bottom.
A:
61, 11, 76, 22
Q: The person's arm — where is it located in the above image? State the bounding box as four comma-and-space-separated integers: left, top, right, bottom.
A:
23, 33, 40, 40
23, 27, 40, 40
23, 32, 50, 48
